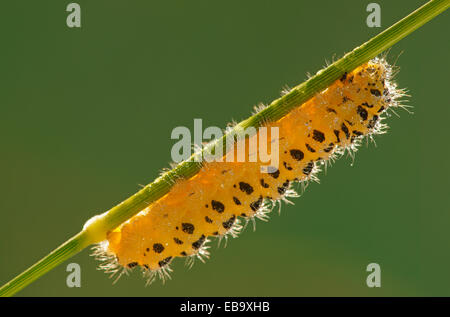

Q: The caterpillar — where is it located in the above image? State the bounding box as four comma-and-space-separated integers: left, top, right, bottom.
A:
93, 57, 404, 284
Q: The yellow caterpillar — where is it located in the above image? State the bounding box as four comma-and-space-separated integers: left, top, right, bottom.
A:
94, 57, 403, 284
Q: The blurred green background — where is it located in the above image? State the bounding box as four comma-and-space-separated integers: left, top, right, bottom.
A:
0, 0, 449, 297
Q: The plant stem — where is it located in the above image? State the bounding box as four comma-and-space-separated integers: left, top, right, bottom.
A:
1, 0, 448, 297
0, 232, 91, 297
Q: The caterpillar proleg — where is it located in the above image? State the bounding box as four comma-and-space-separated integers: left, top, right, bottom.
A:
93, 57, 405, 284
